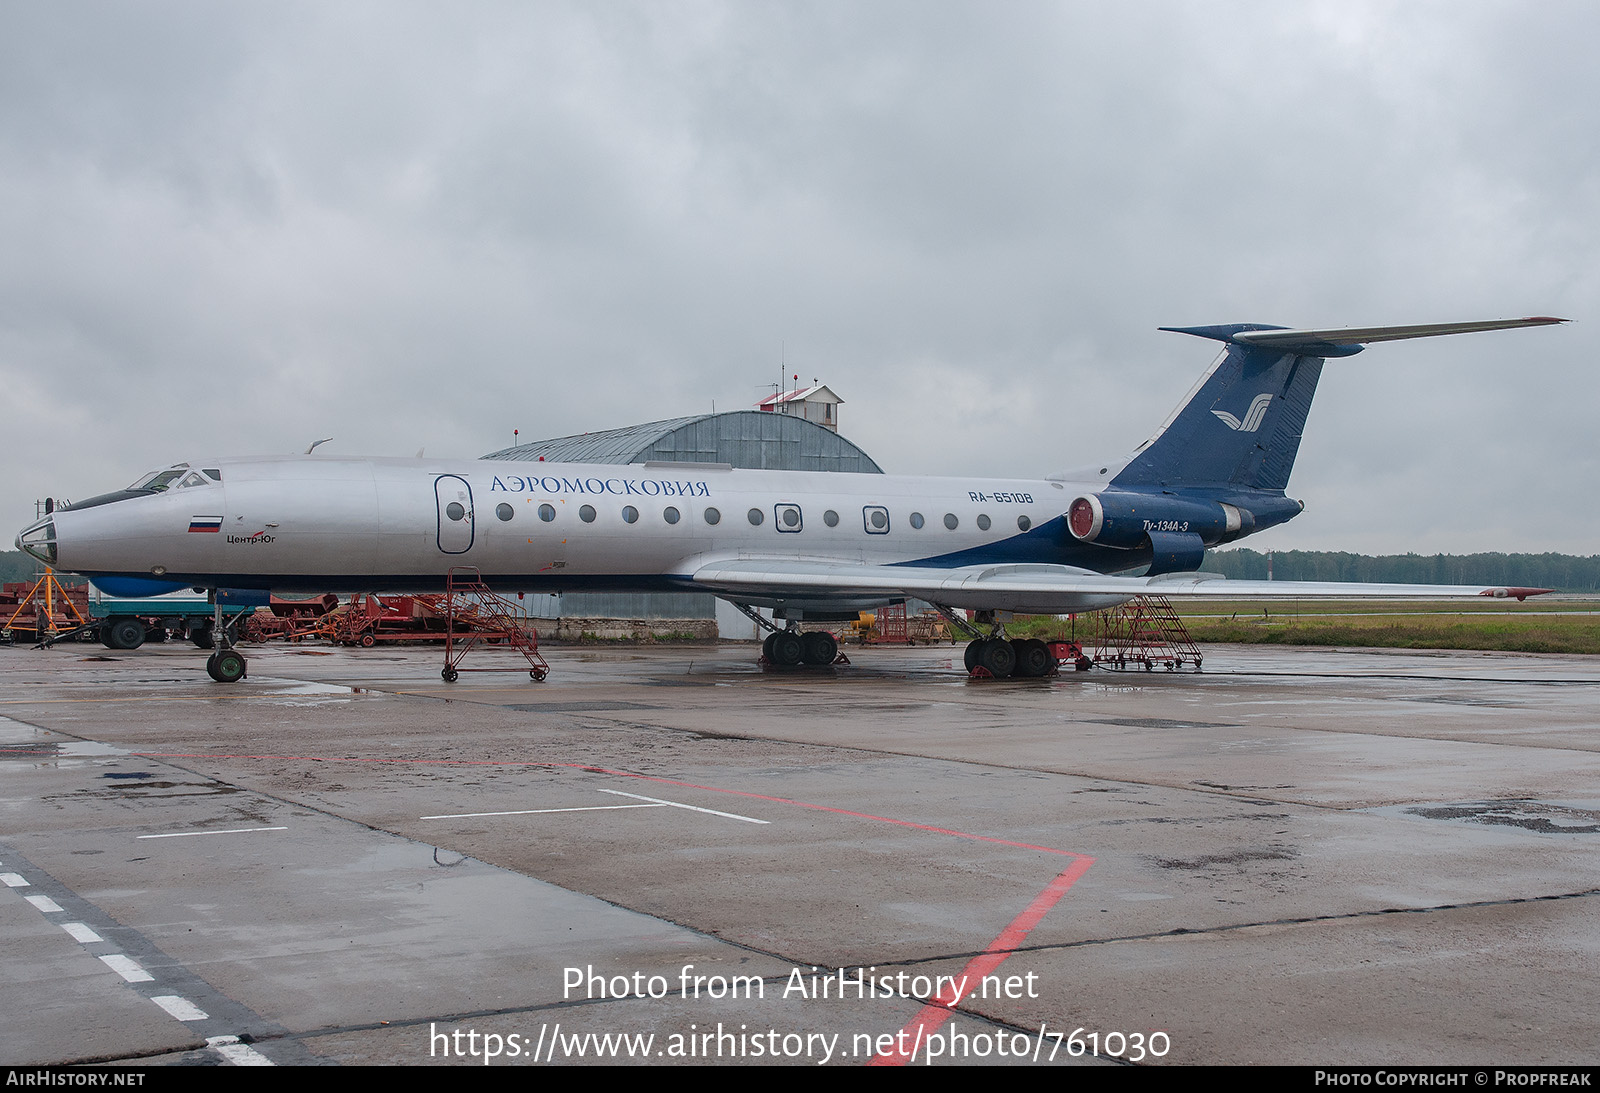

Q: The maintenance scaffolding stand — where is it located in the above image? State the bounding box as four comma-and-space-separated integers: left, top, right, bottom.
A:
439, 567, 549, 682
3, 568, 90, 646
1089, 595, 1203, 672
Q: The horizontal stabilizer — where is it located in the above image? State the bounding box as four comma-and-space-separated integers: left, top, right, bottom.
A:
1162, 316, 1567, 357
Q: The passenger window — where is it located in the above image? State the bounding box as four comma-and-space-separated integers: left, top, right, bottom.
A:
622, 506, 639, 523
977, 514, 991, 531
824, 510, 839, 527
943, 513, 958, 530
748, 508, 764, 526
1017, 515, 1031, 531
579, 505, 596, 523
705, 507, 721, 525
539, 504, 556, 521
909, 512, 925, 529
664, 507, 680, 524
496, 503, 514, 521
776, 504, 802, 532
863, 506, 890, 534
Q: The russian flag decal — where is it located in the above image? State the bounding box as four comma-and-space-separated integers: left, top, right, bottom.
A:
189, 515, 223, 533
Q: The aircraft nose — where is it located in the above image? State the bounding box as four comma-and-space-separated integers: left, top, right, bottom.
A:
16, 517, 57, 565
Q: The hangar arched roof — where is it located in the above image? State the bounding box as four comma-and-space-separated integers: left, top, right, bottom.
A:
482, 410, 883, 474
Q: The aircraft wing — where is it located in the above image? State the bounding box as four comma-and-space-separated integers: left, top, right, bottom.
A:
688, 558, 1548, 613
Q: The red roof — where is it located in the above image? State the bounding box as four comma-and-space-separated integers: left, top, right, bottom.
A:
755, 384, 839, 408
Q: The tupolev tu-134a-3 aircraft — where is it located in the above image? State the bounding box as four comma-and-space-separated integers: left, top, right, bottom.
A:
16, 316, 1566, 683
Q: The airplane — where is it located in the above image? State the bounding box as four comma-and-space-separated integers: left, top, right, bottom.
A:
15, 316, 1566, 683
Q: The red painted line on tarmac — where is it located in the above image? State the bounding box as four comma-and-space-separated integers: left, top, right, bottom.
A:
868, 856, 1096, 1066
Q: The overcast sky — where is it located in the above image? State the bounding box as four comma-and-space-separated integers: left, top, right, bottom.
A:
3, 1, 1594, 555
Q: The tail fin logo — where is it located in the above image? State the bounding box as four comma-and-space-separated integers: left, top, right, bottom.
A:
1211, 393, 1273, 433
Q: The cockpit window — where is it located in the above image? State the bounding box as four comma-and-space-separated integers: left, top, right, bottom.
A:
173, 471, 210, 490
145, 470, 185, 491
17, 518, 56, 565
128, 465, 190, 492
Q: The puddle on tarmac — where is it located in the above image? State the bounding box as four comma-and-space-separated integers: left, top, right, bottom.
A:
1372, 799, 1600, 835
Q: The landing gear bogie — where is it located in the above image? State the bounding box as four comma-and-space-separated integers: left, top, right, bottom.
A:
760, 628, 843, 670
963, 636, 1057, 679
801, 630, 838, 666
977, 637, 1016, 678
768, 630, 804, 668
1011, 638, 1054, 678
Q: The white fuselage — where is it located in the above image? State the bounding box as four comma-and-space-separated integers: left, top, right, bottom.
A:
46, 455, 1116, 603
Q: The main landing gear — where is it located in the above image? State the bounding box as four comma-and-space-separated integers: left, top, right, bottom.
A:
761, 628, 844, 669
963, 636, 1055, 679
948, 608, 1079, 680
725, 601, 848, 670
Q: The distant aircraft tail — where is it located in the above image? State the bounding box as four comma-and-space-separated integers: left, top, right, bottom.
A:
1111, 317, 1566, 493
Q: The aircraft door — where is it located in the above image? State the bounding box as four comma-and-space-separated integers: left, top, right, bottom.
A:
435, 475, 475, 554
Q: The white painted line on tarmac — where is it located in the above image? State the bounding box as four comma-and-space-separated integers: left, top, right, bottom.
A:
421, 803, 666, 820
207, 1034, 274, 1066
1, 872, 28, 887
24, 894, 62, 913
597, 788, 770, 825
151, 995, 209, 1022
61, 921, 103, 943
136, 826, 287, 840
100, 954, 154, 983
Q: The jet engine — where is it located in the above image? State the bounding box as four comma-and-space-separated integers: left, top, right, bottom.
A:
1066, 492, 1255, 575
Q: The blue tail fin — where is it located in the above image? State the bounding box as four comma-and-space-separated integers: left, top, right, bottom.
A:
1113, 325, 1324, 492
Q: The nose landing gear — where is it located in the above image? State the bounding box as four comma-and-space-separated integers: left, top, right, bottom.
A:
206, 647, 247, 683
201, 594, 247, 683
